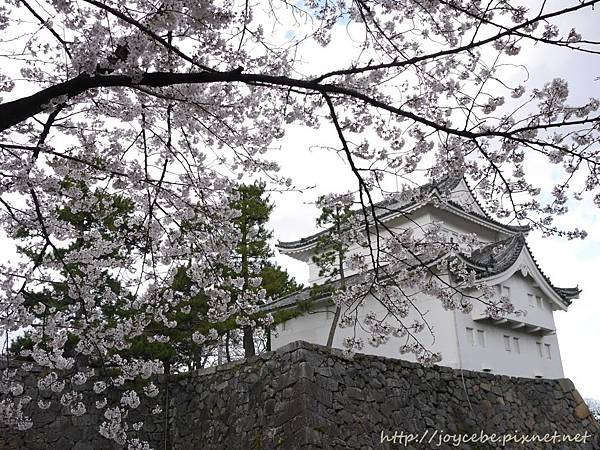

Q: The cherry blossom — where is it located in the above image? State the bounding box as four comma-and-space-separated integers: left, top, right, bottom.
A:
0, 0, 598, 446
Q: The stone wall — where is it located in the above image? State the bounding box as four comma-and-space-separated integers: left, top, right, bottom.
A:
1, 341, 598, 449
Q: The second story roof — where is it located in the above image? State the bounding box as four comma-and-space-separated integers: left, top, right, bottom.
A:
277, 175, 529, 253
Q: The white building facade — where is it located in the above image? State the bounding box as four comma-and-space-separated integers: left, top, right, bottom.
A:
268, 177, 579, 379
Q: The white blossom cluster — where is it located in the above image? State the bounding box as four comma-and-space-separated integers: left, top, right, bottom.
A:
0, 0, 598, 444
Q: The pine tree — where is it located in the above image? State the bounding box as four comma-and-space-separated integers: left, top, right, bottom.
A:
312, 192, 360, 348
10, 181, 300, 369
226, 182, 301, 357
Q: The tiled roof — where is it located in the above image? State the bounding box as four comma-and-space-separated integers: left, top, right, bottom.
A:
462, 234, 526, 274
266, 234, 579, 311
462, 234, 580, 304
277, 175, 529, 251
553, 287, 581, 300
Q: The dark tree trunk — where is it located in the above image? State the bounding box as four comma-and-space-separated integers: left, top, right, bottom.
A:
243, 326, 255, 357
326, 214, 346, 348
326, 305, 342, 348
225, 331, 231, 362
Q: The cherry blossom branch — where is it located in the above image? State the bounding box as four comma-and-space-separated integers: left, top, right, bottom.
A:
312, 0, 600, 82
322, 92, 381, 272
437, 0, 600, 55
19, 0, 73, 60
2, 70, 598, 154
81, 0, 214, 72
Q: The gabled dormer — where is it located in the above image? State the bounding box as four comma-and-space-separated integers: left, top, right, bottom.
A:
457, 234, 580, 336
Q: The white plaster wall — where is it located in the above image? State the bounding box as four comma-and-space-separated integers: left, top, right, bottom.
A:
277, 182, 567, 379
455, 273, 564, 378
272, 290, 461, 369
305, 210, 435, 285
304, 203, 512, 286
272, 273, 566, 379
428, 208, 501, 243
448, 179, 485, 213
455, 313, 564, 379
470, 273, 558, 330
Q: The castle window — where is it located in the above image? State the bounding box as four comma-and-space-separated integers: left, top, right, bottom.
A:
536, 296, 544, 309
536, 342, 543, 358
501, 285, 511, 299
503, 335, 511, 352
528, 293, 535, 307
513, 337, 520, 354
477, 329, 486, 347
466, 327, 474, 346
545, 344, 552, 359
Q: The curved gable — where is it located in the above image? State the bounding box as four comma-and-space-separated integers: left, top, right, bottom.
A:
468, 242, 576, 311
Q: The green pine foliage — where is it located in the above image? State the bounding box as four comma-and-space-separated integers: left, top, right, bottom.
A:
10, 181, 301, 371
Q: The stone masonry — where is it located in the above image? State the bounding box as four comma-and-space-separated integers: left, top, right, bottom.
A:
1, 340, 598, 449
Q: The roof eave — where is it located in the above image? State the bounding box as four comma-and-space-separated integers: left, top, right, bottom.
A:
277, 197, 529, 254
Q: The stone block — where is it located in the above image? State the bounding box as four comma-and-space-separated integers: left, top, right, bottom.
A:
574, 402, 591, 419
